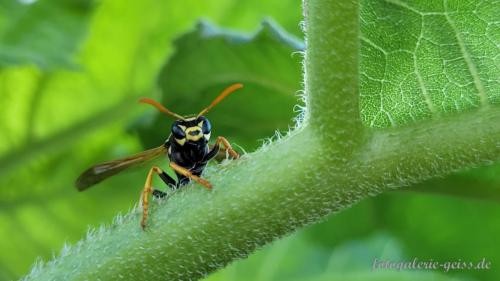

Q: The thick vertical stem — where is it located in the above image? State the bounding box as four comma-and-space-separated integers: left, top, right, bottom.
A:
304, 0, 364, 153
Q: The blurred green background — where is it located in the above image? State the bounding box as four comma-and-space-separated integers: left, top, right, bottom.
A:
0, 0, 499, 281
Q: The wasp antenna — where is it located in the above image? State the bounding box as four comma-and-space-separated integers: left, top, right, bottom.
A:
197, 83, 244, 117
139, 98, 185, 120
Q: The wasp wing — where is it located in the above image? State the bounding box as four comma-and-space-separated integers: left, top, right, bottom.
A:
75, 145, 167, 191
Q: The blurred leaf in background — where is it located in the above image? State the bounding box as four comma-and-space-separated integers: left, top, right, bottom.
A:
0, 0, 304, 280
208, 229, 464, 281
207, 192, 500, 281
1, 0, 499, 280
133, 20, 304, 151
0, 0, 93, 68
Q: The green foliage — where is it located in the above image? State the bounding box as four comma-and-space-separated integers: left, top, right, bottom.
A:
207, 230, 462, 281
360, 0, 500, 127
135, 20, 304, 150
0, 0, 304, 280
208, 191, 500, 281
0, 0, 499, 281
0, 0, 93, 68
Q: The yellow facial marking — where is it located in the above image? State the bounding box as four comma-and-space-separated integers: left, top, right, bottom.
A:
178, 125, 187, 131
185, 126, 203, 141
175, 138, 186, 146
204, 132, 211, 141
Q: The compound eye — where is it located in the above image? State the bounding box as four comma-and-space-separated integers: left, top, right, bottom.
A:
172, 124, 186, 139
200, 118, 211, 134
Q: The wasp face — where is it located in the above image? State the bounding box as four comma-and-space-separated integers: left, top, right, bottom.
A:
171, 116, 211, 146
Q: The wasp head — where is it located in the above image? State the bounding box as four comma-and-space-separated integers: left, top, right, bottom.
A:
139, 83, 243, 147
171, 116, 211, 146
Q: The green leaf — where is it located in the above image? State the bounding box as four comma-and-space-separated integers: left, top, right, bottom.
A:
0, 1, 305, 280
0, 0, 94, 69
360, 0, 500, 127
135, 20, 304, 151
409, 163, 500, 200
376, 192, 500, 281
207, 231, 467, 281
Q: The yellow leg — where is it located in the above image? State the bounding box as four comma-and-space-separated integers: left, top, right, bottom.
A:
169, 162, 212, 190
141, 166, 163, 230
215, 136, 239, 159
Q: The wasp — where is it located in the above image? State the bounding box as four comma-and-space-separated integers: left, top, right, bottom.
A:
76, 83, 243, 229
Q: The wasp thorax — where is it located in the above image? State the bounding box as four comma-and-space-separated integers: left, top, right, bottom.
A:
171, 116, 211, 145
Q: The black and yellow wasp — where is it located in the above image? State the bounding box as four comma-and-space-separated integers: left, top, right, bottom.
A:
75, 84, 243, 229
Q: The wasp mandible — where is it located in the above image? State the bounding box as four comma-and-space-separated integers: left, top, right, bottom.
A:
75, 83, 243, 229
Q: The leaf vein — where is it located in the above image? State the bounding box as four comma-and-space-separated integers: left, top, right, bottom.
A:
444, 0, 489, 107
414, 14, 437, 114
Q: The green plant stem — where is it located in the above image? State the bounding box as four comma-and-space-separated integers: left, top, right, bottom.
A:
22, 106, 500, 281
305, 0, 363, 152
357, 106, 500, 188
21, 0, 500, 280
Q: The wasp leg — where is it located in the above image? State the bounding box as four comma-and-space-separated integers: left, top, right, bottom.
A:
153, 171, 177, 199
140, 166, 168, 230
214, 136, 239, 159
169, 162, 212, 190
